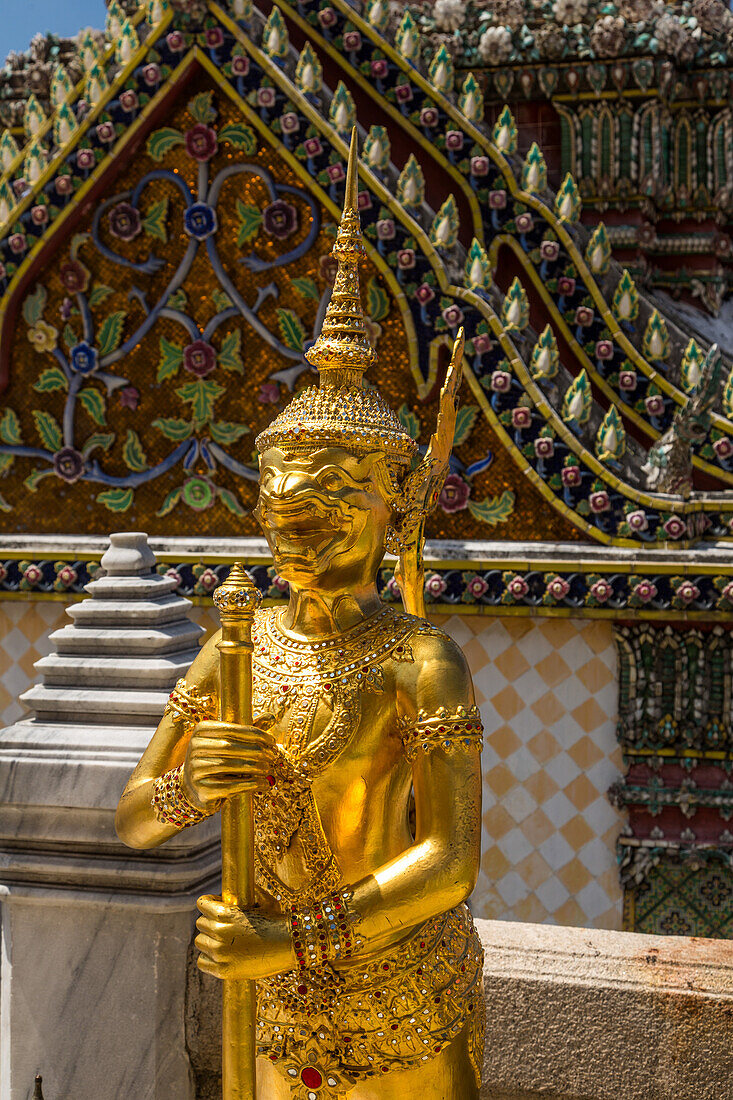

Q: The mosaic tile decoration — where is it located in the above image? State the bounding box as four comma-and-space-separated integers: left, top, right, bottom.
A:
3, 1, 733, 551
0, 601, 624, 928
625, 854, 733, 939
5, 554, 733, 619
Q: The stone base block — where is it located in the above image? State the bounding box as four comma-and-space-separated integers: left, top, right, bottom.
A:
4, 903, 732, 1099
476, 918, 733, 1100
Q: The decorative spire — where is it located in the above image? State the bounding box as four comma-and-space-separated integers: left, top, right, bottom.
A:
255, 126, 415, 464
304, 127, 377, 389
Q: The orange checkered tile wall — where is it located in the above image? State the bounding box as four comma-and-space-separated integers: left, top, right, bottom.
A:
435, 614, 624, 930
0, 600, 623, 929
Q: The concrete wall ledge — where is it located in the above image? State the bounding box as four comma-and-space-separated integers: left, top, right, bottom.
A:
475, 918, 733, 1100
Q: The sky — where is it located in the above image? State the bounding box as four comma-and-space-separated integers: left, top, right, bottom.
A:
0, 1, 106, 58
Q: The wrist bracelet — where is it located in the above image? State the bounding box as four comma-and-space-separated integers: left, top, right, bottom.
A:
290, 890, 363, 971
152, 764, 217, 828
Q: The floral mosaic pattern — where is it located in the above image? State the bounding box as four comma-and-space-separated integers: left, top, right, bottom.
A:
0, 0, 732, 546
0, 5, 572, 540
0, 88, 334, 522
3, 553, 733, 619
621, 848, 733, 939
613, 622, 733, 937
288, 0, 733, 541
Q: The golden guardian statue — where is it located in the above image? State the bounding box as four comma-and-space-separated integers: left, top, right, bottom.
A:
116, 129, 485, 1100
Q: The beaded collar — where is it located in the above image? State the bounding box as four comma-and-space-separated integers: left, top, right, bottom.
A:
252, 606, 421, 688
252, 606, 429, 774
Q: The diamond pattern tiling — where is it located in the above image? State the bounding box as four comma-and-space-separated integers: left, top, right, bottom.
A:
0, 602, 67, 728
436, 614, 624, 930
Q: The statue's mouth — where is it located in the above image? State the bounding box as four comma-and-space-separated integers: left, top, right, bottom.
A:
256, 491, 348, 565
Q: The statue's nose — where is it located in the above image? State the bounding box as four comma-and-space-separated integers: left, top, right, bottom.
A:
266, 470, 314, 501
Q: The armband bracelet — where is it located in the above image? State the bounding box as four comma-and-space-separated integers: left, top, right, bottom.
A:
164, 678, 217, 731
289, 890, 363, 971
151, 764, 218, 828
400, 705, 484, 762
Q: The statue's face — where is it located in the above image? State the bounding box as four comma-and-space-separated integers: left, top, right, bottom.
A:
255, 446, 390, 589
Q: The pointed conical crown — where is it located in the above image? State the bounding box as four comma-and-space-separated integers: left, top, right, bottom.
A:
255, 127, 416, 464
304, 126, 376, 387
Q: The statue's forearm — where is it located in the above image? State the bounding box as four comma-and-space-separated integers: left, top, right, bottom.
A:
115, 776, 179, 849
116, 712, 190, 849
345, 750, 482, 953
348, 834, 479, 950
286, 827, 479, 976
287, 752, 481, 973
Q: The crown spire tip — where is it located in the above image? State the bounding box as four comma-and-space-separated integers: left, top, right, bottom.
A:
303, 122, 375, 386
345, 126, 359, 214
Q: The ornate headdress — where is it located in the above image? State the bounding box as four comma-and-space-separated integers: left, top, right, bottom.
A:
255, 128, 416, 464
256, 127, 465, 618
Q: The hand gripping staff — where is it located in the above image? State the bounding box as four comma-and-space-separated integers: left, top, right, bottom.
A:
212, 564, 262, 1099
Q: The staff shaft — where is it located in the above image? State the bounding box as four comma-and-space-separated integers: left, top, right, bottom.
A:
215, 566, 261, 1100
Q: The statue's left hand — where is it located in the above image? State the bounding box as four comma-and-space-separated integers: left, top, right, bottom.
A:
195, 894, 296, 980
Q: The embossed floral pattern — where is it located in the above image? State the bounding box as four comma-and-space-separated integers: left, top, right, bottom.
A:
53, 447, 84, 483
183, 340, 217, 378
262, 200, 298, 240
185, 123, 218, 162
108, 202, 142, 242
439, 474, 471, 513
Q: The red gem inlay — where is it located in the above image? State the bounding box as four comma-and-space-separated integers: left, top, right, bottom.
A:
301, 1066, 323, 1088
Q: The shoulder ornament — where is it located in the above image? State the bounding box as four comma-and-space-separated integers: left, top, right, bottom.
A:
164, 677, 218, 731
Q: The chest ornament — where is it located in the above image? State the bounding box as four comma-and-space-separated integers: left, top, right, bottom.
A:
251, 607, 426, 776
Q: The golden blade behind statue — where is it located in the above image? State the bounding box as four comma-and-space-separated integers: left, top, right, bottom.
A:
212, 563, 262, 1099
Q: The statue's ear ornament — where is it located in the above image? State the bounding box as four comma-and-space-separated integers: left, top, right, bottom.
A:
387, 329, 465, 617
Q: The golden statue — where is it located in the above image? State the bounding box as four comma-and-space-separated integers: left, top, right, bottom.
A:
117, 129, 485, 1100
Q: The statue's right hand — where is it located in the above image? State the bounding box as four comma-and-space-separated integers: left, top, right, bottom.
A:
182, 714, 277, 809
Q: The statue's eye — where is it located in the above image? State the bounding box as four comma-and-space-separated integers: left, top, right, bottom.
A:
321, 471, 344, 492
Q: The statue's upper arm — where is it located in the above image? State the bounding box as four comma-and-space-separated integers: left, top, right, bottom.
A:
125, 629, 222, 787
396, 627, 475, 722
178, 629, 222, 697
394, 627, 481, 851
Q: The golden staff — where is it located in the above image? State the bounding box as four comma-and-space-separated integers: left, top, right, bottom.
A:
212, 563, 262, 1100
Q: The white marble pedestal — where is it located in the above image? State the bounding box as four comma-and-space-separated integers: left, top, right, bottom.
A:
0, 534, 217, 1099
1, 884, 198, 1098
